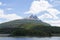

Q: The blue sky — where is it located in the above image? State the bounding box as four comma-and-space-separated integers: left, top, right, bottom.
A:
0, 0, 60, 26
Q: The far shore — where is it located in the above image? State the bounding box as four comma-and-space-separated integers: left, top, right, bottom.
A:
0, 34, 10, 37
0, 34, 60, 37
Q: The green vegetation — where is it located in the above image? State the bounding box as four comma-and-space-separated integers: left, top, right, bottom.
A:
10, 23, 51, 36
0, 19, 60, 37
11, 28, 51, 36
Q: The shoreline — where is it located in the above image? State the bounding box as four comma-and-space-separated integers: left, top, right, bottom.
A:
0, 34, 60, 37
0, 34, 10, 37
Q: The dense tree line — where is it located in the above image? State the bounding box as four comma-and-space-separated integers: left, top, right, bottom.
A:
10, 24, 52, 36
11, 28, 51, 36
0, 23, 60, 37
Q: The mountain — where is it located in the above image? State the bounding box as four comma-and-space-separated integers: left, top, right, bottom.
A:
0, 15, 50, 28
0, 15, 60, 36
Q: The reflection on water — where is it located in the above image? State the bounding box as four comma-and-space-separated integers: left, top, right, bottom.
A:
0, 37, 60, 40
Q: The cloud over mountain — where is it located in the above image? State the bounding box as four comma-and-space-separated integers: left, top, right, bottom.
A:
25, 0, 60, 26
0, 9, 22, 23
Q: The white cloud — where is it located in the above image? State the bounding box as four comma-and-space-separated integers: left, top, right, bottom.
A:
25, 0, 60, 19
0, 2, 3, 5
47, 8, 60, 15
44, 20, 60, 26
4, 14, 22, 20
52, 0, 60, 5
38, 13, 53, 19
0, 9, 4, 17
25, 0, 53, 14
7, 8, 13, 10
25, 0, 60, 26
0, 2, 6, 6
38, 8, 60, 19
47, 8, 60, 19
0, 9, 23, 23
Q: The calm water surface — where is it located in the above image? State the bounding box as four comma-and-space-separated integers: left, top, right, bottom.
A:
0, 37, 60, 40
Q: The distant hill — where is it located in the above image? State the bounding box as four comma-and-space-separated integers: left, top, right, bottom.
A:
0, 15, 50, 28
0, 19, 50, 28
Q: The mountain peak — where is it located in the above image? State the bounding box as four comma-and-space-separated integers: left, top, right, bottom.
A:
29, 15, 39, 20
